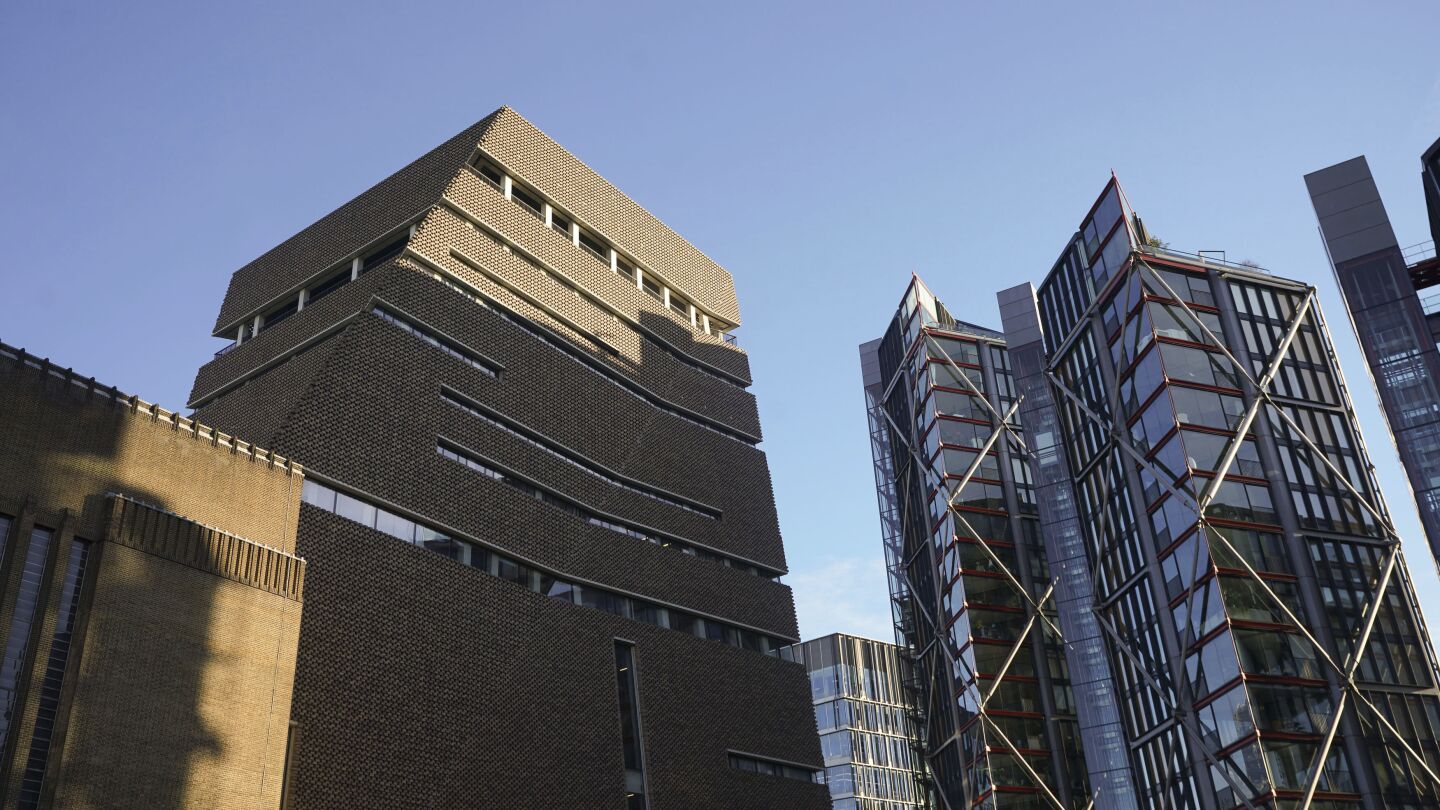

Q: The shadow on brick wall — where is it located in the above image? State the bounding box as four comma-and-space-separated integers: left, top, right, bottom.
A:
0, 353, 238, 807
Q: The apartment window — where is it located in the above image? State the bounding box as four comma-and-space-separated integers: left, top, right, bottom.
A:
0, 526, 53, 750
550, 210, 573, 238
578, 228, 609, 262
15, 539, 89, 809
615, 642, 648, 809
641, 275, 663, 301
510, 184, 544, 218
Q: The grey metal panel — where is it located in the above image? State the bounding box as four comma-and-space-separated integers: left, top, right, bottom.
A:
1327, 223, 1403, 265
997, 283, 1043, 348
1317, 198, 1396, 241
859, 338, 884, 390
1304, 155, 1372, 196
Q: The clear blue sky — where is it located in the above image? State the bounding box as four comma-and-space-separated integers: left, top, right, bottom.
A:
3, 2, 1438, 641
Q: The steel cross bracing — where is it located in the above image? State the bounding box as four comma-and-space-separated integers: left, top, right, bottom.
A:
1043, 365, 1266, 808
873, 328, 1072, 809
1045, 252, 1440, 809
866, 385, 937, 809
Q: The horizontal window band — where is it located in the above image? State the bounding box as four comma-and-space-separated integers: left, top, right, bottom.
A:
726, 751, 823, 784
403, 250, 762, 445
215, 218, 424, 338
369, 301, 502, 378
438, 197, 749, 387
436, 437, 778, 578
188, 312, 363, 408
299, 476, 791, 653
460, 156, 737, 336
440, 386, 721, 519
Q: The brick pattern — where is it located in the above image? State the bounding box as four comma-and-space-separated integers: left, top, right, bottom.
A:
189, 107, 821, 808
407, 206, 759, 430
440, 168, 752, 381
0, 341, 305, 809
213, 112, 502, 333
106, 496, 304, 601
288, 510, 827, 810
226, 317, 798, 634
188, 335, 344, 448
0, 345, 303, 551
52, 542, 301, 810
266, 297, 790, 576
476, 107, 742, 323
191, 257, 393, 406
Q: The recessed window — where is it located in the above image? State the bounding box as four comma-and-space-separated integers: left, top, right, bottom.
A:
551, 211, 573, 237
578, 228, 609, 262
361, 236, 407, 273
615, 642, 648, 809
510, 184, 543, 218
668, 294, 688, 318
641, 275, 663, 301
0, 526, 53, 751
472, 157, 504, 188
15, 538, 89, 807
259, 298, 299, 333
306, 268, 352, 307
616, 255, 638, 283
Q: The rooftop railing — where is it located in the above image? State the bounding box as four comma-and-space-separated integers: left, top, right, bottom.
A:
1404, 240, 1437, 266
1138, 244, 1271, 274
1420, 291, 1440, 317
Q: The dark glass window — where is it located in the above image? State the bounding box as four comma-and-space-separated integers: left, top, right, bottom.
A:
615, 255, 638, 283
1180, 432, 1263, 478
305, 268, 351, 306
0, 526, 53, 748
360, 237, 406, 273
259, 298, 299, 333
510, 184, 543, 217
15, 539, 89, 809
641, 275, 663, 301
471, 157, 504, 188
550, 211, 572, 237
615, 643, 648, 808
496, 557, 530, 587
577, 228, 608, 261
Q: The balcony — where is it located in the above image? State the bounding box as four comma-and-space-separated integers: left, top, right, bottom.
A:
1406, 241, 1440, 295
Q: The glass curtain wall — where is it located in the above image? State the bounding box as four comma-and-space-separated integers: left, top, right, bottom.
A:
1036, 178, 1440, 809
865, 278, 1084, 809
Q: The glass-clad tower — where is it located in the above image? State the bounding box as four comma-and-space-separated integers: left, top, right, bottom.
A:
1022, 177, 1440, 808
782, 633, 925, 810
1305, 140, 1440, 568
860, 278, 1086, 809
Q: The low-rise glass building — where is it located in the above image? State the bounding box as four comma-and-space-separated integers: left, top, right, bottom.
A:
783, 634, 925, 810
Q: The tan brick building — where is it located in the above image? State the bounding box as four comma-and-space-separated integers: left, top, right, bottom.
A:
0, 342, 304, 808
186, 106, 828, 808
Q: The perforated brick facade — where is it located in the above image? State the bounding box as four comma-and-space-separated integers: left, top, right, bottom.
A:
190, 106, 827, 808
